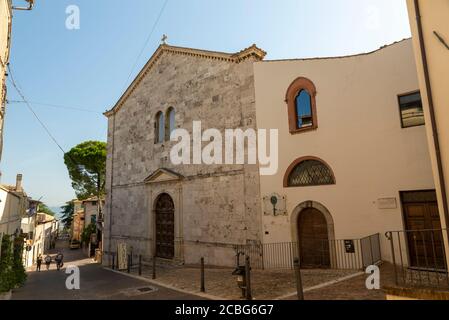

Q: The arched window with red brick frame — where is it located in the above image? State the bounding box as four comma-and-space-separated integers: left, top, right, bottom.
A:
285, 77, 318, 134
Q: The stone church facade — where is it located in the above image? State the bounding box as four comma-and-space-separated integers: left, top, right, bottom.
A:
103, 44, 267, 266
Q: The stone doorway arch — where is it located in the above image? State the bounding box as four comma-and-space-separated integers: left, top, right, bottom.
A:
291, 201, 336, 268
154, 193, 175, 259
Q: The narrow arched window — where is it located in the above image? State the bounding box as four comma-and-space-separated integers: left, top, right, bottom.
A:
155, 111, 165, 144
285, 77, 317, 134
295, 90, 313, 128
165, 107, 175, 140
284, 157, 335, 187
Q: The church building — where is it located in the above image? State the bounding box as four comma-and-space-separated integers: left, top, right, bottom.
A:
103, 43, 266, 266
103, 38, 439, 269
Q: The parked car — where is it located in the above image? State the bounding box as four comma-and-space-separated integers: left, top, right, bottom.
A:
69, 239, 81, 249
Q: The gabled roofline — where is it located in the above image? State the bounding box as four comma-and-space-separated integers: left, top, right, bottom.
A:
104, 44, 266, 117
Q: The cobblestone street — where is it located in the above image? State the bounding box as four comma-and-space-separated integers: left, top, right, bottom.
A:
12, 241, 204, 300
125, 262, 395, 300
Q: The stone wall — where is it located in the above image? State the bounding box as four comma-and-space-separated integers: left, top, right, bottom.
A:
104, 49, 263, 266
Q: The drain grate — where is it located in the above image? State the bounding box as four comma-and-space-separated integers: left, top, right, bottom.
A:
122, 285, 158, 297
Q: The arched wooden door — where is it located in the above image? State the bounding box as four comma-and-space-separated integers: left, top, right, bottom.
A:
298, 208, 330, 268
155, 193, 175, 259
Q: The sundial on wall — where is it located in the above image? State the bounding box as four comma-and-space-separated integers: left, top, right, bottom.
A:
263, 193, 287, 216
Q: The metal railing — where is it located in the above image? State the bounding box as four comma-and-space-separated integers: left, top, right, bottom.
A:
386, 229, 449, 289
234, 234, 381, 270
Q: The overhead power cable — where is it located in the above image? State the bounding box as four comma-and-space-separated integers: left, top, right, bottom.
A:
7, 100, 102, 114
7, 65, 67, 154
121, 0, 169, 92
7, 66, 85, 172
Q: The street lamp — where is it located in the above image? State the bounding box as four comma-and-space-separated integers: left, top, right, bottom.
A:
12, 0, 34, 10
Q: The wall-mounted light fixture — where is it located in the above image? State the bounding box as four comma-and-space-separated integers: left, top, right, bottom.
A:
12, 0, 34, 11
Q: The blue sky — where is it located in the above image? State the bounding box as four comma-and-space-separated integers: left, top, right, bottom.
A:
3, 0, 411, 207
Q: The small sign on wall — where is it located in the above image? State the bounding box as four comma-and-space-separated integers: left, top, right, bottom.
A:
377, 198, 397, 209
263, 193, 287, 216
344, 240, 355, 253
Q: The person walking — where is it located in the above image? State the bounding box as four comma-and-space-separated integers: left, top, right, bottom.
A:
55, 252, 64, 271
44, 254, 52, 271
36, 254, 42, 272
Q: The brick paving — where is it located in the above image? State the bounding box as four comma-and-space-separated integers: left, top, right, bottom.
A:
297, 263, 396, 300
132, 264, 359, 300
126, 262, 399, 300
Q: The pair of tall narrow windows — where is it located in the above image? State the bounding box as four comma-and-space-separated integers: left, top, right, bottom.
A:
155, 107, 175, 144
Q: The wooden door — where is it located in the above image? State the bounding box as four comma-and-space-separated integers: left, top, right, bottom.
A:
298, 208, 330, 268
402, 191, 445, 269
155, 193, 175, 259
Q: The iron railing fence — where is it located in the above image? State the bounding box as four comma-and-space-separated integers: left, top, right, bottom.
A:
386, 229, 449, 289
234, 234, 381, 271
104, 251, 154, 269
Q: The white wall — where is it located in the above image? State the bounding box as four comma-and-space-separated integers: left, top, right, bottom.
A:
0, 188, 22, 235
254, 39, 435, 263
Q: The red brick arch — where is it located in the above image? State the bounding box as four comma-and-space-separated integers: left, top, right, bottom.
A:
285, 77, 318, 134
283, 156, 336, 188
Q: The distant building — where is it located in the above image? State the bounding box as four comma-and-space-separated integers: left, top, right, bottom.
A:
0, 174, 28, 236
70, 197, 104, 246
82, 196, 105, 228
22, 212, 58, 268
70, 200, 85, 242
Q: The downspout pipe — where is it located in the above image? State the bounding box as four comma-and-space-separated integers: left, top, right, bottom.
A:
12, 0, 34, 10
413, 0, 449, 230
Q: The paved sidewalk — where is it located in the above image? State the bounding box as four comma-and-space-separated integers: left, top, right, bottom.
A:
120, 261, 398, 300
129, 263, 359, 300
288, 263, 396, 300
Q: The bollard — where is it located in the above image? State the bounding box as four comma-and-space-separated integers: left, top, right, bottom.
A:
294, 258, 304, 300
200, 257, 205, 292
245, 256, 252, 300
127, 254, 131, 273
139, 255, 142, 276
152, 256, 156, 279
